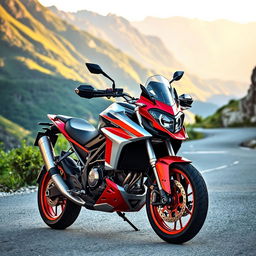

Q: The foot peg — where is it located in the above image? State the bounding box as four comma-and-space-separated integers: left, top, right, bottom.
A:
117, 211, 139, 231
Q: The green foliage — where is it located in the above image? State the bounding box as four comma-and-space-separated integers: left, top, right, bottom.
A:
0, 76, 110, 134
54, 134, 70, 155
193, 99, 240, 128
195, 115, 203, 124
186, 126, 204, 140
0, 141, 43, 191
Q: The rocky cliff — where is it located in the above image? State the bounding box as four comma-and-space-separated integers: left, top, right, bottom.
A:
240, 67, 256, 123
221, 67, 256, 127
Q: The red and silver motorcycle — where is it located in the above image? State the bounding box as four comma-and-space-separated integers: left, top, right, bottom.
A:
35, 63, 208, 244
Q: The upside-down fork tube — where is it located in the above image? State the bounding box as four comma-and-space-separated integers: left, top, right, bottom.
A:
38, 136, 85, 206
155, 156, 191, 194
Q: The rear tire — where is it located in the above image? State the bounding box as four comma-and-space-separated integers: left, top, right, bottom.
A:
38, 170, 81, 229
146, 163, 208, 244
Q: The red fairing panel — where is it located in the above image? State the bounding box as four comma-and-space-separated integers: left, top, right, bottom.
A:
104, 127, 131, 165
137, 96, 188, 140
105, 137, 112, 164
103, 115, 144, 138
155, 156, 191, 194
96, 178, 130, 212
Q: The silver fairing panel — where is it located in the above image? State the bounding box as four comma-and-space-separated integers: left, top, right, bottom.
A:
99, 102, 152, 169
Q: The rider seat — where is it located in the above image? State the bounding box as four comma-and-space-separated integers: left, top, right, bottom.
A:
58, 116, 99, 145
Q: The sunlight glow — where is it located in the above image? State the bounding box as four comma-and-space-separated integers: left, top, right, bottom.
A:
39, 0, 256, 23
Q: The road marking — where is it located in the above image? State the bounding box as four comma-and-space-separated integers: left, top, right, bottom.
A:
183, 151, 227, 154
201, 161, 239, 174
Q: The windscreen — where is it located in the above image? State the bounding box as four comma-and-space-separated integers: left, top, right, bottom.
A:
145, 75, 175, 106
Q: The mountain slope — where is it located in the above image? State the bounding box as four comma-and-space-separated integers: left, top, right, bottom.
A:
48, 6, 182, 72
0, 0, 161, 131
0, 0, 230, 132
0, 0, 151, 94
0, 115, 31, 149
133, 17, 256, 83
48, 6, 246, 106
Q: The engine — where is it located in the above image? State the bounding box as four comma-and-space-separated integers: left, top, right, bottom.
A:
87, 165, 103, 189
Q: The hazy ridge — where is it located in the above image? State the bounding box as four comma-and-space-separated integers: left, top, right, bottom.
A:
133, 16, 255, 84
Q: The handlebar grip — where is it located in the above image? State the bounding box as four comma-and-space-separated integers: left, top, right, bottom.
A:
75, 85, 124, 99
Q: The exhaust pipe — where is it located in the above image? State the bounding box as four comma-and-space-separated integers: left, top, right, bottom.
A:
38, 136, 85, 206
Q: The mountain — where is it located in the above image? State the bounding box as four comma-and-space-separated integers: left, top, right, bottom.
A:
0, 0, 221, 132
48, 6, 182, 72
133, 17, 255, 84
0, 115, 31, 149
49, 6, 247, 107
0, 0, 156, 130
0, 0, 152, 93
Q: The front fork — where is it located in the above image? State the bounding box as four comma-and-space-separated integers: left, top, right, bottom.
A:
135, 104, 173, 204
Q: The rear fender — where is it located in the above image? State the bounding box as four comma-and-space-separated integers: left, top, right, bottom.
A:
155, 156, 191, 194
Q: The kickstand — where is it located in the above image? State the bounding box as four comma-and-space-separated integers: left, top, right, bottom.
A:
116, 211, 139, 231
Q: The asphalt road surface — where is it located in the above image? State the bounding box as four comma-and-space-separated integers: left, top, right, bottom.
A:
0, 128, 256, 256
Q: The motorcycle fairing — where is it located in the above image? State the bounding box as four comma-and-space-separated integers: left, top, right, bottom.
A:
137, 96, 188, 140
100, 103, 151, 169
155, 156, 191, 194
95, 178, 146, 212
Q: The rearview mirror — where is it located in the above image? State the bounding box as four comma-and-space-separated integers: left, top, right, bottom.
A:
179, 93, 193, 109
86, 63, 103, 74
85, 63, 116, 90
173, 71, 184, 81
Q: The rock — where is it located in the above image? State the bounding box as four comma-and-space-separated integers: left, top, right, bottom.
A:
221, 67, 256, 127
240, 67, 256, 122
221, 108, 243, 127
241, 139, 256, 149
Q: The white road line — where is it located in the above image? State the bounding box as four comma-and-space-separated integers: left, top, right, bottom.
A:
201, 165, 227, 174
201, 161, 239, 174
183, 151, 227, 154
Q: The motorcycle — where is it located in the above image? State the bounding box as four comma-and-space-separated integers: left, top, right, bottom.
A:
35, 63, 208, 244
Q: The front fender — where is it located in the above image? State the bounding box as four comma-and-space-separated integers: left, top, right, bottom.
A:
155, 156, 191, 194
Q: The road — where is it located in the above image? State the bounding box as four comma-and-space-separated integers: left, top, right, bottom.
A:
0, 128, 256, 256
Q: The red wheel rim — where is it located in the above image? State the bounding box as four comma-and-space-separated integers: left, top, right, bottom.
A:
40, 171, 67, 221
150, 168, 194, 235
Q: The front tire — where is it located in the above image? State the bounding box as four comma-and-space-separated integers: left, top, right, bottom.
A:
38, 169, 81, 229
146, 163, 208, 244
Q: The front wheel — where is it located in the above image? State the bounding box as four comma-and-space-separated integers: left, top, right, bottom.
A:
146, 163, 208, 244
38, 169, 81, 229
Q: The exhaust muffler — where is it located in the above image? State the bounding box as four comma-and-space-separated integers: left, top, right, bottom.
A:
38, 136, 85, 206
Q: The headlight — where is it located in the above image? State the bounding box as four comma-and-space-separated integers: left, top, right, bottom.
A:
149, 109, 184, 133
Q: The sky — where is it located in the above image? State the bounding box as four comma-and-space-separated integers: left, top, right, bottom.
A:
39, 0, 256, 23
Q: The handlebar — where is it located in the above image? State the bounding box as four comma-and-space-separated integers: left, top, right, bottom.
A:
92, 88, 124, 98
75, 84, 136, 102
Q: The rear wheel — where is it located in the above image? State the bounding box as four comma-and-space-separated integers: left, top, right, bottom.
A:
38, 169, 81, 229
146, 163, 208, 243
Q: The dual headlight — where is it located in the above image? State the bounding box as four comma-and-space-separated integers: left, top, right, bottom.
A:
149, 109, 184, 133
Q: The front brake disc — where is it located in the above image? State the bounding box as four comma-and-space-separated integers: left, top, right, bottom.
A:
157, 180, 186, 222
